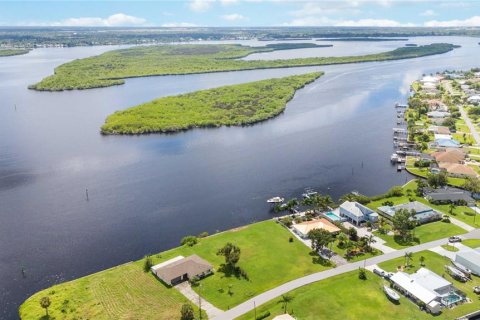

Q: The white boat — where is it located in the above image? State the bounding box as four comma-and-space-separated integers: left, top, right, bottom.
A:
302, 189, 318, 199
445, 265, 468, 282
451, 261, 472, 277
267, 196, 284, 204
383, 285, 400, 301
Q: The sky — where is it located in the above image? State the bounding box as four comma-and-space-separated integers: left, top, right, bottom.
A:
1, 0, 480, 27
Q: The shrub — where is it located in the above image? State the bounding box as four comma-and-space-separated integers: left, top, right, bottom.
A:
289, 236, 294, 242
358, 268, 367, 280
181, 235, 198, 247
198, 231, 209, 238
143, 255, 153, 272
256, 311, 271, 320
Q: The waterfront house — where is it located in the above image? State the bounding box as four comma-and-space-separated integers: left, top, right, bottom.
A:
433, 138, 461, 148
377, 201, 442, 224
339, 201, 378, 225
390, 267, 463, 314
151, 255, 213, 286
428, 125, 451, 135
468, 95, 480, 105
427, 111, 450, 118
432, 148, 465, 164
438, 163, 477, 178
455, 250, 480, 276
421, 75, 439, 83
292, 218, 340, 238
424, 187, 475, 206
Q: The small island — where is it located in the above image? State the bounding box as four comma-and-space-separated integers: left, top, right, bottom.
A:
317, 37, 408, 41
101, 72, 322, 134
0, 48, 30, 57
29, 43, 458, 91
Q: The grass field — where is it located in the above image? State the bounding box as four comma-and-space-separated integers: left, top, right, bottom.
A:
373, 221, 466, 249
19, 262, 202, 320
20, 220, 330, 318
0, 49, 30, 56
462, 239, 480, 248
29, 43, 458, 91
442, 244, 460, 252
101, 72, 322, 134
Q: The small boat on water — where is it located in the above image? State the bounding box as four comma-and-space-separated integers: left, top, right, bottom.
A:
383, 285, 400, 301
267, 196, 284, 204
302, 188, 318, 199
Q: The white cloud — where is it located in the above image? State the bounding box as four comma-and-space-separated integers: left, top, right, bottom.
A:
221, 13, 247, 21
220, 0, 239, 5
421, 9, 436, 17
35, 13, 146, 27
284, 16, 415, 27
424, 15, 480, 27
336, 18, 415, 27
161, 22, 198, 27
189, 0, 215, 12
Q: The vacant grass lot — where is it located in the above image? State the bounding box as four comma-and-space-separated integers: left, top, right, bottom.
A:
20, 221, 329, 318
101, 73, 321, 134
462, 239, 480, 248
19, 262, 200, 320
373, 221, 466, 249
30, 43, 458, 91
379, 251, 480, 319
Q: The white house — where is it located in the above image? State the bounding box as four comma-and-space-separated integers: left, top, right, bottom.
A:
390, 268, 462, 314
339, 201, 378, 225
421, 75, 439, 83
468, 95, 480, 105
427, 111, 450, 118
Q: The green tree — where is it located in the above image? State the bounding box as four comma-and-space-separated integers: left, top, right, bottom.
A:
337, 232, 348, 248
308, 229, 333, 252
392, 209, 416, 241
464, 176, 480, 193
40, 296, 51, 317
143, 255, 153, 272
347, 227, 358, 241
181, 235, 198, 247
363, 235, 376, 252
404, 252, 414, 267
420, 255, 426, 266
279, 294, 294, 313
180, 304, 195, 320
217, 243, 241, 267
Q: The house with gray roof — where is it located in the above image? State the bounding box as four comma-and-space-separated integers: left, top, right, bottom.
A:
378, 201, 442, 224
151, 255, 213, 285
339, 201, 378, 225
424, 187, 475, 206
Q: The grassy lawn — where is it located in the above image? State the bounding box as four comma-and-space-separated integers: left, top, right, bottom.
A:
19, 262, 201, 320
101, 73, 321, 134
373, 221, 466, 249
442, 244, 459, 252
20, 221, 330, 318
462, 239, 480, 248
405, 166, 466, 188
379, 251, 480, 319
0, 48, 30, 56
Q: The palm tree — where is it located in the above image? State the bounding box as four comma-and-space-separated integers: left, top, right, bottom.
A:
364, 235, 376, 252
40, 296, 51, 317
279, 294, 294, 313
404, 252, 413, 268
419, 256, 426, 266
337, 232, 348, 248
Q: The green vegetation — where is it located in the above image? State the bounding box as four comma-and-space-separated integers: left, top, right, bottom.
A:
373, 221, 466, 249
462, 239, 480, 248
20, 221, 330, 318
0, 48, 29, 56
101, 73, 321, 134
19, 262, 204, 320
441, 244, 459, 252
30, 43, 458, 91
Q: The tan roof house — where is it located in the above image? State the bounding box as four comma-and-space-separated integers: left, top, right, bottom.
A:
438, 163, 477, 178
151, 255, 213, 285
432, 149, 466, 164
428, 126, 451, 135
292, 218, 340, 238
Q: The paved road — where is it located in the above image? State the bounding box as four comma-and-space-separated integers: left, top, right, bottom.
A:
213, 229, 480, 320
458, 104, 480, 145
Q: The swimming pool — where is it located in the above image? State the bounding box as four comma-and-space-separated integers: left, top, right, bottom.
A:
442, 292, 464, 306
325, 211, 342, 221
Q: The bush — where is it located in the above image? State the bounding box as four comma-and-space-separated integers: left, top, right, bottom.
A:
143, 255, 153, 272
358, 268, 367, 280
382, 200, 394, 206
289, 236, 294, 242
181, 235, 198, 247
442, 216, 451, 223
256, 311, 271, 320
198, 231, 209, 238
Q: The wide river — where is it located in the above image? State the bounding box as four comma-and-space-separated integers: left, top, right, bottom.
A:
0, 36, 479, 318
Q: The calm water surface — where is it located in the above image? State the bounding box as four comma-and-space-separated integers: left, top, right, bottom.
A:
0, 36, 479, 318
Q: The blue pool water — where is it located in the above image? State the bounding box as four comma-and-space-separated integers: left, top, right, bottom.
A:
442, 293, 464, 305
325, 211, 342, 221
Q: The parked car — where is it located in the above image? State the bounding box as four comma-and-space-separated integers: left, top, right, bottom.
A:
384, 272, 394, 280
373, 268, 385, 277
449, 236, 462, 243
